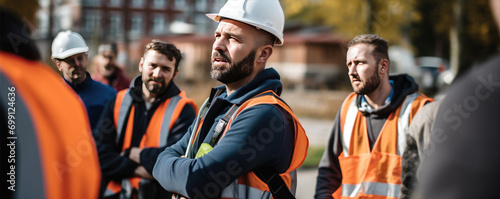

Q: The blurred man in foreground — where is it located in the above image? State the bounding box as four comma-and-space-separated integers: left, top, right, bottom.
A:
420, 1, 500, 198
0, 2, 101, 198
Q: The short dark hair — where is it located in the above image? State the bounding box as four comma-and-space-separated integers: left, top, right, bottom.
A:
98, 42, 118, 55
347, 34, 389, 64
144, 40, 182, 70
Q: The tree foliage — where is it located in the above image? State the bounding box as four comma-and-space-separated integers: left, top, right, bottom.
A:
281, 0, 500, 77
410, 0, 499, 76
282, 0, 415, 45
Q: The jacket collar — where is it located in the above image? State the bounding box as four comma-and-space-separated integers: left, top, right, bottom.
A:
356, 74, 419, 117
209, 68, 283, 105
64, 72, 93, 91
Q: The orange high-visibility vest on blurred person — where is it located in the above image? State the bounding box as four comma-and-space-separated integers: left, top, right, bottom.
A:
0, 52, 101, 199
333, 92, 431, 199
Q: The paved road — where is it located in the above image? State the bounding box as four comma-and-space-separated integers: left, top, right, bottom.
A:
298, 117, 333, 147
297, 168, 319, 198
295, 117, 334, 198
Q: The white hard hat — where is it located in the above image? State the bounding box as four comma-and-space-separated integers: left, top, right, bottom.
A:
51, 30, 89, 59
206, 0, 285, 46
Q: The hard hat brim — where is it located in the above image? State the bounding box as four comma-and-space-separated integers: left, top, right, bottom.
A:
205, 13, 284, 46
52, 47, 89, 59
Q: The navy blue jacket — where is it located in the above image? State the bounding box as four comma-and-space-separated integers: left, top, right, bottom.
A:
64, 72, 116, 130
153, 68, 295, 198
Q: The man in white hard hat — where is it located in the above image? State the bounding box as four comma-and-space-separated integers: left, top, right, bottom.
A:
51, 30, 116, 130
153, 0, 309, 198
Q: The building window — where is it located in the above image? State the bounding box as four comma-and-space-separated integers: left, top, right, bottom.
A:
195, 0, 208, 11
212, 0, 226, 12
109, 0, 122, 7
130, 14, 143, 37
131, 0, 144, 8
152, 0, 166, 9
174, 0, 186, 10
35, 11, 49, 38
109, 13, 122, 37
151, 14, 166, 35
194, 14, 210, 34
83, 11, 101, 36
83, 0, 101, 7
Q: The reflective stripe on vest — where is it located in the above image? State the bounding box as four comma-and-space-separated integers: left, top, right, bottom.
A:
342, 182, 400, 198
107, 89, 195, 197
220, 182, 273, 198
0, 52, 101, 199
200, 90, 309, 199
1, 71, 45, 198
337, 92, 431, 198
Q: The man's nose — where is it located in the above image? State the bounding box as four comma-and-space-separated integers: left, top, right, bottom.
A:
348, 65, 357, 76
213, 38, 227, 53
152, 67, 161, 78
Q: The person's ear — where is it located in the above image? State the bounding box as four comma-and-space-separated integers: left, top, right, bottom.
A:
53, 59, 62, 71
379, 59, 389, 74
256, 45, 273, 64
173, 69, 179, 80
138, 57, 144, 72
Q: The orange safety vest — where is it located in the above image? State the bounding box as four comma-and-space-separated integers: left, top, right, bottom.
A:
190, 91, 309, 199
332, 92, 432, 199
0, 52, 101, 199
105, 89, 197, 196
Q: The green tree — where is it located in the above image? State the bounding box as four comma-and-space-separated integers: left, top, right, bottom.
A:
411, 0, 499, 78
282, 0, 500, 78
282, 0, 415, 45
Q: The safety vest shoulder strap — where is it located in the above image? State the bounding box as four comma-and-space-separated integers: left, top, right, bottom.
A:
156, 91, 197, 146
114, 89, 133, 145
340, 92, 358, 134
157, 95, 180, 146
339, 93, 358, 157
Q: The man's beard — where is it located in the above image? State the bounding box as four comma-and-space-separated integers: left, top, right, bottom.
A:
144, 77, 169, 94
354, 65, 381, 95
67, 66, 86, 83
210, 49, 256, 84
101, 63, 116, 78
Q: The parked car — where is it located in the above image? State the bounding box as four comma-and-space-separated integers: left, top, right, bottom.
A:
388, 46, 421, 80
415, 56, 450, 94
